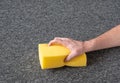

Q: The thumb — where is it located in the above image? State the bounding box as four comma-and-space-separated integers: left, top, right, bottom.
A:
65, 52, 77, 62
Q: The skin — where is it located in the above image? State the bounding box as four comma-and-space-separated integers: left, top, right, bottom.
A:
49, 25, 120, 61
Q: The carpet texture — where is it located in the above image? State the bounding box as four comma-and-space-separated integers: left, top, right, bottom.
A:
0, 0, 120, 83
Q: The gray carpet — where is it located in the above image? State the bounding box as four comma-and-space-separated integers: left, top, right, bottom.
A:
0, 0, 120, 83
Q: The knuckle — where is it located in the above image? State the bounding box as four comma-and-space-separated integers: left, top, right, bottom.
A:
65, 38, 69, 40
54, 37, 58, 40
64, 38, 70, 41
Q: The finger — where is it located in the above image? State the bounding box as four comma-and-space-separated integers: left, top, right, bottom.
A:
61, 37, 73, 41
54, 37, 62, 40
48, 40, 58, 46
48, 37, 62, 46
54, 37, 73, 46
65, 52, 77, 62
48, 39, 64, 46
54, 37, 72, 41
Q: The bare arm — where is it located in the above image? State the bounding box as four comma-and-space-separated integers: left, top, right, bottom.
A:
49, 25, 120, 61
84, 25, 120, 52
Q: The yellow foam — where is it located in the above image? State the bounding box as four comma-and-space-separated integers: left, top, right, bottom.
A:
38, 44, 87, 69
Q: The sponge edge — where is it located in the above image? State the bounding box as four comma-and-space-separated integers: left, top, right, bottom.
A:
38, 44, 87, 69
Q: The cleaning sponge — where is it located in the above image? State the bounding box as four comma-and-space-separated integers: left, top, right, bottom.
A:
38, 44, 87, 69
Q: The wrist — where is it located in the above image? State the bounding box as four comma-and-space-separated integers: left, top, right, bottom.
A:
83, 39, 96, 52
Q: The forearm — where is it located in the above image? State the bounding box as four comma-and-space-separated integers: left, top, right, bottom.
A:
84, 25, 120, 52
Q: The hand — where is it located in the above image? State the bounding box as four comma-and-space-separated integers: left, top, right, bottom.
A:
48, 37, 85, 62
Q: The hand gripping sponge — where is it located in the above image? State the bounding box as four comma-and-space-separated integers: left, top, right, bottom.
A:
38, 44, 87, 69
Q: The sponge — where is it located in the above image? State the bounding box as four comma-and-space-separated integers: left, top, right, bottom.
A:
38, 44, 87, 69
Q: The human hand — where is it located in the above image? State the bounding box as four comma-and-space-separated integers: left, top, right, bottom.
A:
48, 37, 85, 62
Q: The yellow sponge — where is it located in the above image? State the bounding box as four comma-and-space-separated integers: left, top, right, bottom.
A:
38, 44, 87, 69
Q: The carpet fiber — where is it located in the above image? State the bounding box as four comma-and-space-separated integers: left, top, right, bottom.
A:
0, 0, 120, 83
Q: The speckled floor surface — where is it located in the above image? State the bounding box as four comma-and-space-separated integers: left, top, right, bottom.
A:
0, 0, 120, 83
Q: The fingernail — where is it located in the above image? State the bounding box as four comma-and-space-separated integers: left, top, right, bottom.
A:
64, 58, 69, 62
64, 59, 67, 62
